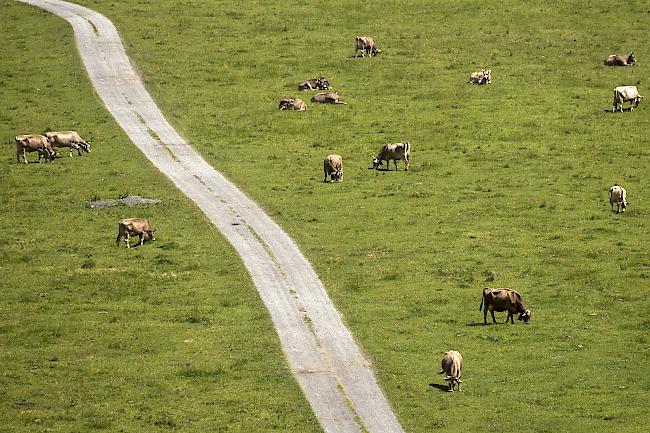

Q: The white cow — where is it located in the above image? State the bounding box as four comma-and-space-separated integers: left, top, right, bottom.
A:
609, 184, 628, 213
612, 86, 643, 112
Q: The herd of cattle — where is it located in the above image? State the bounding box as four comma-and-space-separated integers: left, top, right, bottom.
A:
14, 35, 639, 392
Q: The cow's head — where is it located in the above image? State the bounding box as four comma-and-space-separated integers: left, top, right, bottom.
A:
317, 77, 331, 89
444, 375, 462, 391
482, 69, 491, 84
628, 52, 636, 64
80, 141, 90, 153
372, 156, 381, 169
332, 168, 343, 182
146, 228, 156, 241
518, 309, 531, 324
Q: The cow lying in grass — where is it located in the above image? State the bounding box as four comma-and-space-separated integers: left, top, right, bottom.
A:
298, 76, 331, 91
603, 52, 636, 66
468, 69, 491, 84
311, 92, 347, 105
278, 97, 307, 111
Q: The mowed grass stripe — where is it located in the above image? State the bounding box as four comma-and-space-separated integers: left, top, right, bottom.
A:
0, 2, 321, 432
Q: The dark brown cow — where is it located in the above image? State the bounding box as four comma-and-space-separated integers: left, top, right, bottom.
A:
115, 218, 156, 248
603, 52, 636, 66
15, 134, 56, 164
479, 287, 531, 324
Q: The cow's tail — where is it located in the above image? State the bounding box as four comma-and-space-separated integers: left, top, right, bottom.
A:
479, 295, 483, 312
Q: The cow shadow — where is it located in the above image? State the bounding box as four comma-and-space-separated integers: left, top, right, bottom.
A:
429, 383, 450, 392
466, 321, 488, 327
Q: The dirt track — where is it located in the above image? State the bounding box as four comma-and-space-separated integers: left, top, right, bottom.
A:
18, 1, 406, 432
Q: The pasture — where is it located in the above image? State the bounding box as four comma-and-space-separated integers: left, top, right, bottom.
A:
2, 0, 649, 432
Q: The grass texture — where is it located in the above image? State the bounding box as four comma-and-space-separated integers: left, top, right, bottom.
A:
2, 0, 650, 432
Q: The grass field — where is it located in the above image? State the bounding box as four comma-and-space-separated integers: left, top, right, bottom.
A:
2, 0, 650, 432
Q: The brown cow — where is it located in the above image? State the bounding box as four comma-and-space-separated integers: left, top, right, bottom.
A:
603, 52, 636, 66
479, 287, 531, 324
15, 134, 56, 164
115, 218, 156, 248
46, 130, 90, 157
372, 141, 410, 170
311, 92, 347, 105
298, 76, 331, 91
278, 97, 307, 111
354, 36, 381, 57
439, 350, 463, 392
323, 154, 343, 182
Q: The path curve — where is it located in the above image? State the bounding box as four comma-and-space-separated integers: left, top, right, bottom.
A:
17, 1, 405, 432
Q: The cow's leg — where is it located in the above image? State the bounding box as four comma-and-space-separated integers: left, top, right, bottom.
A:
115, 230, 122, 247
507, 312, 514, 323
405, 157, 410, 170
491, 310, 497, 324
394, 160, 399, 170
483, 308, 488, 324
139, 234, 145, 246
125, 233, 131, 248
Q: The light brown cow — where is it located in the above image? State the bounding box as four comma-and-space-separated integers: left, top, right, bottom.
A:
278, 97, 307, 111
603, 52, 636, 66
479, 287, 531, 324
46, 130, 90, 157
298, 76, 331, 91
609, 184, 628, 213
439, 350, 463, 392
15, 134, 56, 164
115, 218, 156, 248
468, 69, 491, 84
323, 154, 343, 182
354, 36, 380, 57
311, 92, 347, 105
372, 141, 410, 170
612, 86, 643, 112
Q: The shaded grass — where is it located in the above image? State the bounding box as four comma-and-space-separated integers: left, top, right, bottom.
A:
3, 0, 650, 432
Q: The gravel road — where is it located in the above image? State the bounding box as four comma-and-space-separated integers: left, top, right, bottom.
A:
18, 1, 405, 432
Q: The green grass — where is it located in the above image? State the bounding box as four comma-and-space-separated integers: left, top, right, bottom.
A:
3, 0, 650, 432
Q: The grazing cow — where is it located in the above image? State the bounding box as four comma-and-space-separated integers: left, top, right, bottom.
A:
278, 97, 307, 111
479, 287, 531, 324
298, 76, 331, 91
15, 134, 56, 164
439, 350, 463, 392
354, 36, 380, 57
46, 130, 90, 157
609, 184, 628, 213
372, 141, 411, 171
612, 86, 643, 112
603, 52, 636, 66
311, 92, 347, 105
115, 218, 156, 248
323, 154, 343, 182
468, 69, 491, 84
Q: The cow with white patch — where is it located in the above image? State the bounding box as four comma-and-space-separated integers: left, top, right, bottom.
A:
479, 287, 531, 324
468, 69, 491, 84
298, 76, 331, 91
439, 350, 464, 392
609, 184, 628, 213
311, 92, 347, 105
15, 134, 56, 164
612, 86, 643, 112
323, 154, 343, 182
603, 53, 636, 66
354, 36, 380, 58
46, 130, 90, 157
115, 218, 156, 248
372, 141, 411, 171
278, 97, 307, 111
